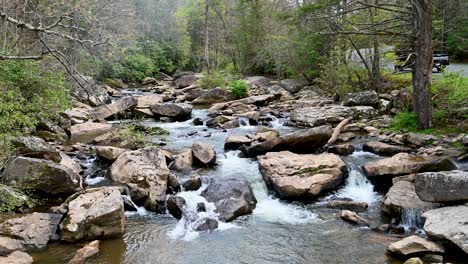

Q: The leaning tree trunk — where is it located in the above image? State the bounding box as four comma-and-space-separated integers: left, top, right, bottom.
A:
412, 0, 433, 129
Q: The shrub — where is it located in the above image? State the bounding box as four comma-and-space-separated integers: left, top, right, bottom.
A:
197, 70, 228, 89
230, 80, 249, 98
120, 52, 156, 83
389, 111, 418, 132
431, 71, 468, 121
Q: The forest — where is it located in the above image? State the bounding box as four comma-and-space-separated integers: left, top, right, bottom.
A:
0, 0, 467, 264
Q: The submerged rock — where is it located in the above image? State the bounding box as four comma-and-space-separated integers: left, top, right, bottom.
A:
69, 240, 100, 264
92, 97, 137, 120
150, 103, 192, 121
192, 141, 216, 166
258, 151, 346, 200
387, 235, 444, 256
328, 200, 368, 212
194, 218, 218, 232
340, 210, 370, 226
414, 170, 468, 203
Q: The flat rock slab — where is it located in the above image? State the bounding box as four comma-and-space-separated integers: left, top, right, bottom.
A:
387, 235, 444, 256
415, 170, 468, 202
92, 97, 137, 120
290, 105, 377, 127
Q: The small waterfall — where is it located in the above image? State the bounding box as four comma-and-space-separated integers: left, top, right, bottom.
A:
238, 117, 251, 127
123, 186, 148, 216
401, 208, 425, 235
81, 155, 108, 185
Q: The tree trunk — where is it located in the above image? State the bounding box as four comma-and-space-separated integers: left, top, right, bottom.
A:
412, 0, 433, 129
204, 1, 210, 72
370, 0, 381, 92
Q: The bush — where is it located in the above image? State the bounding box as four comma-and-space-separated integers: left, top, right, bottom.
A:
389, 111, 418, 132
431, 71, 468, 121
197, 70, 229, 89
230, 80, 249, 98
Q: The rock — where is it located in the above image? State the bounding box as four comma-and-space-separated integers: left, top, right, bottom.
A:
343, 90, 379, 107
201, 179, 257, 222
224, 135, 253, 151
415, 170, 468, 203
327, 144, 356, 155
69, 75, 110, 106
381, 181, 441, 216
258, 151, 346, 200
142, 77, 158, 85
157, 72, 173, 81
69, 240, 100, 264
174, 74, 196, 88
328, 200, 368, 212
110, 147, 170, 212
192, 87, 231, 105
462, 135, 468, 146
0, 251, 33, 264
92, 97, 137, 120
391, 88, 412, 111
0, 213, 62, 250
136, 94, 163, 108
242, 126, 332, 157
290, 105, 377, 127
182, 176, 202, 191
221, 119, 240, 129
60, 152, 82, 175
192, 118, 204, 126
402, 258, 423, 264
236, 111, 260, 125
167, 173, 181, 194
234, 94, 276, 106
192, 141, 216, 166
61, 187, 125, 242
95, 146, 127, 161
340, 210, 370, 226
0, 237, 24, 255
182, 88, 204, 102
363, 153, 457, 183
2, 157, 80, 196
254, 130, 278, 142
70, 122, 114, 143
247, 76, 270, 88
150, 103, 192, 121
194, 218, 218, 232
422, 205, 468, 254
13, 136, 61, 162
167, 196, 186, 220
64, 108, 92, 124
36, 117, 68, 142
279, 79, 308, 94
405, 133, 438, 147
170, 149, 193, 172
387, 235, 444, 256
196, 203, 206, 212
362, 141, 411, 156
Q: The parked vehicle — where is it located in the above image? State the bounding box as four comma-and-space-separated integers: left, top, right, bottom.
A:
395, 53, 449, 72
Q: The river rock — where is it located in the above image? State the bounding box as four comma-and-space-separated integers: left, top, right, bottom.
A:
387, 235, 444, 256
2, 157, 81, 196
258, 151, 346, 200
224, 135, 253, 150
0, 237, 24, 256
247, 76, 270, 88
192, 118, 204, 126
167, 196, 186, 220
362, 141, 411, 156
381, 181, 441, 216
92, 97, 137, 120
201, 179, 257, 222
235, 94, 276, 106
70, 122, 114, 143
254, 130, 279, 142
340, 210, 370, 226
328, 200, 368, 212
415, 170, 468, 202
327, 144, 356, 155
422, 205, 468, 254
170, 149, 193, 172
0, 251, 33, 264
192, 87, 231, 105
182, 176, 202, 191
167, 173, 181, 194
402, 258, 423, 264
136, 94, 163, 108
405, 133, 438, 147
192, 141, 216, 166
174, 74, 196, 88
279, 79, 308, 94
13, 136, 61, 162
95, 146, 127, 161
59, 152, 82, 175
181, 88, 204, 102
290, 105, 377, 127
69, 75, 110, 106
0, 213, 62, 250
150, 103, 192, 121
242, 126, 332, 157
69, 240, 100, 264
343, 90, 379, 107
194, 218, 218, 232
110, 147, 170, 212
61, 187, 125, 242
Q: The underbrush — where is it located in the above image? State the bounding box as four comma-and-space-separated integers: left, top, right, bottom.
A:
120, 124, 169, 149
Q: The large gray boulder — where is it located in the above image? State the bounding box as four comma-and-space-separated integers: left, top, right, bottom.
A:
92, 97, 137, 120
422, 205, 468, 254
290, 105, 377, 127
343, 90, 379, 107
136, 94, 163, 108
258, 151, 347, 200
174, 74, 196, 88
70, 122, 114, 143
13, 136, 61, 162
69, 75, 110, 106
387, 235, 444, 256
150, 103, 192, 121
415, 170, 468, 203
247, 76, 270, 88
224, 135, 253, 151
170, 149, 193, 172
0, 184, 34, 213
279, 79, 308, 94
61, 187, 125, 242
0, 251, 33, 264
95, 146, 128, 161
110, 147, 170, 212
362, 141, 411, 156
201, 179, 257, 222
1, 157, 81, 196
192, 141, 216, 166
192, 87, 231, 105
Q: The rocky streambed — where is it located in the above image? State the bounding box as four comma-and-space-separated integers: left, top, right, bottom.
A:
1, 74, 467, 264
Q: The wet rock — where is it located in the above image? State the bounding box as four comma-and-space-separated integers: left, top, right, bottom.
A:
221, 119, 240, 129
415, 170, 468, 202
402, 258, 423, 264
174, 74, 196, 88
343, 90, 379, 107
110, 147, 170, 212
279, 79, 308, 94
69, 75, 110, 107
69, 240, 100, 264
422, 205, 468, 254
0, 237, 24, 255
225, 136, 252, 151
327, 144, 356, 155
196, 202, 206, 212
182, 176, 202, 191
92, 97, 137, 120
167, 196, 186, 220
290, 105, 377, 128
258, 151, 346, 200
340, 210, 370, 226
13, 136, 61, 162
150, 103, 192, 121
0, 251, 33, 264
170, 149, 193, 172
192, 141, 216, 166
387, 235, 444, 256
362, 141, 411, 156
382, 181, 441, 217
95, 146, 127, 161
328, 200, 368, 212
194, 218, 218, 232
61, 187, 125, 242
201, 179, 257, 222
70, 122, 114, 143
192, 118, 204, 126
254, 130, 279, 142
192, 87, 231, 105
2, 157, 81, 196
136, 94, 163, 108
0, 213, 62, 250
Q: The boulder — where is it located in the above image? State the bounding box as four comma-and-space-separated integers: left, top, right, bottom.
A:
0, 251, 33, 264
167, 196, 186, 220
194, 218, 218, 232
150, 103, 192, 121
192, 87, 231, 105
225, 135, 253, 151
61, 187, 125, 242
59, 152, 82, 175
64, 108, 92, 124
381, 181, 441, 216
69, 240, 100, 264
422, 205, 468, 254
182, 88, 204, 102
362, 141, 411, 156
343, 90, 379, 107
340, 210, 370, 226
258, 151, 346, 200
254, 130, 279, 142
92, 97, 137, 120
0, 237, 24, 256
192, 141, 216, 166
95, 146, 127, 161
0, 213, 62, 250
201, 179, 257, 222
170, 149, 193, 172
136, 94, 163, 108
402, 258, 423, 264
2, 157, 81, 196
167, 173, 181, 194
290, 105, 377, 127
234, 94, 276, 106
242, 126, 332, 157
174, 74, 196, 88
36, 117, 68, 142
192, 118, 204, 126
387, 235, 444, 256
328, 200, 368, 212
13, 136, 61, 162
247, 76, 270, 88
415, 170, 468, 203
70, 122, 114, 143
279, 79, 308, 94
182, 176, 202, 191
69, 75, 110, 106
142, 77, 158, 85
405, 133, 437, 147
110, 147, 170, 212
327, 144, 356, 155
0, 185, 33, 213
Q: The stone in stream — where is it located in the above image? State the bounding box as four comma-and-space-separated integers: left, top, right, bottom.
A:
327, 143, 356, 156
224, 135, 253, 151
182, 176, 202, 191
70, 122, 114, 143
343, 90, 379, 107
13, 136, 62, 162
136, 94, 163, 108
110, 147, 170, 212
59, 152, 82, 175
340, 210, 370, 226
174, 74, 196, 88
142, 77, 158, 85
194, 218, 218, 232
95, 146, 128, 161
91, 97, 138, 120
402, 258, 423, 264
69, 75, 110, 107
167, 196, 186, 220
1, 157, 81, 196
362, 141, 411, 156
167, 173, 181, 194
414, 170, 468, 202
201, 179, 257, 222
387, 235, 444, 257
192, 87, 231, 105
69, 240, 100, 264
192, 118, 204, 126
170, 149, 193, 172
254, 129, 279, 142
290, 105, 377, 128
61, 187, 125, 242
328, 200, 368, 212
180, 88, 204, 102
279, 79, 308, 94
422, 205, 468, 254
0, 251, 33, 264
258, 151, 347, 200
150, 103, 192, 121
192, 141, 216, 166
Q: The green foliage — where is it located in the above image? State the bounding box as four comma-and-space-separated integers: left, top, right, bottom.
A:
431, 71, 468, 122
120, 52, 156, 83
119, 124, 169, 149
230, 80, 249, 98
197, 70, 229, 89
389, 111, 418, 132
